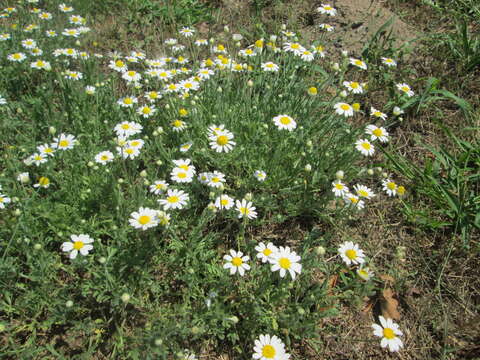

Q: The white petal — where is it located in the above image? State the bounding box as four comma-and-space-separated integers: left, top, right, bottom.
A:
69, 250, 78, 259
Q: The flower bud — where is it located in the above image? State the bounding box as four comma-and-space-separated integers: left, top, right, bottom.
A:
66, 300, 74, 308
98, 257, 107, 264
121, 293, 131, 303
245, 193, 253, 201
304, 164, 312, 172
335, 170, 344, 180
140, 170, 147, 178
315, 246, 326, 256
232, 33, 242, 41
33, 243, 42, 250
48, 126, 56, 135
367, 168, 374, 175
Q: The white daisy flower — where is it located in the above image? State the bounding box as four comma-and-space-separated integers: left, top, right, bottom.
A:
343, 81, 363, 94
37, 144, 55, 157
7, 52, 27, 62
343, 193, 365, 210
331, 180, 349, 197
370, 107, 388, 121
254, 170, 267, 182
136, 105, 156, 118
357, 267, 374, 281
170, 167, 194, 183
272, 114, 297, 131
261, 62, 279, 72
354, 184, 375, 199
95, 151, 114, 165
355, 139, 375, 156
207, 171, 226, 188
253, 334, 290, 360
61, 234, 94, 259
317, 4, 337, 16
269, 246, 302, 280
319, 23, 334, 32
338, 241, 365, 266
366, 124, 389, 142
255, 242, 278, 263
149, 180, 169, 195
129, 207, 159, 230
235, 199, 257, 219
381, 57, 397, 67
52, 133, 76, 150
382, 179, 398, 197
334, 102, 354, 117
122, 70, 141, 82
114, 121, 142, 138
349, 58, 367, 70
223, 249, 250, 276
214, 194, 235, 210
396, 83, 414, 97
0, 193, 11, 209
209, 130, 236, 153
158, 189, 189, 210
372, 316, 404, 352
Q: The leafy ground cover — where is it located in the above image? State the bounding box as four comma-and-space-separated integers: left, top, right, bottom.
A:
0, 0, 478, 359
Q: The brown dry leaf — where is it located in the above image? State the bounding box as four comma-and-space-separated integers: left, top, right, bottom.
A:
381, 288, 401, 320
379, 274, 395, 284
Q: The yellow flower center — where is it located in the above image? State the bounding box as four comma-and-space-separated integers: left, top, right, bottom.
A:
127, 71, 136, 77
125, 148, 134, 154
115, 60, 124, 67
355, 60, 364, 66
291, 43, 300, 49
262, 345, 276, 358
401, 86, 409, 92
341, 104, 351, 111
349, 196, 358, 203
13, 53, 21, 59
142, 107, 151, 114
324, 5, 332, 10
383, 328, 396, 339
73, 241, 84, 250
179, 109, 188, 116
217, 44, 225, 51
179, 165, 189, 171
361, 142, 371, 150
138, 215, 151, 225
39, 177, 49, 186
121, 123, 130, 129
280, 116, 291, 125
232, 257, 243, 266
217, 135, 228, 146
279, 257, 291, 269
246, 49, 253, 54
345, 249, 357, 260
350, 82, 359, 89
263, 248, 272, 256
372, 128, 383, 137
177, 172, 187, 179
221, 199, 229, 206
167, 196, 179, 203
172, 120, 183, 128
335, 183, 343, 190
59, 140, 69, 148
101, 155, 109, 160
239, 207, 249, 215
387, 182, 396, 190
37, 61, 45, 67
358, 190, 369, 197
